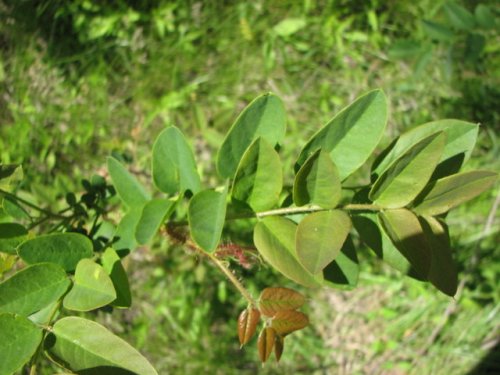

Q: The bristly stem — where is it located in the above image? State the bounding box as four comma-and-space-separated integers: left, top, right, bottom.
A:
179, 236, 256, 307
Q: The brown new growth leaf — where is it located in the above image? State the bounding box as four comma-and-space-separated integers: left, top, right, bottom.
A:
259, 287, 306, 317
238, 307, 261, 347
274, 335, 285, 362
258, 327, 276, 363
271, 310, 309, 336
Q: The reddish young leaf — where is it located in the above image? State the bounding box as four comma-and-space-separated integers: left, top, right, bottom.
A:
237, 307, 261, 347
259, 287, 306, 317
271, 310, 309, 336
274, 335, 285, 362
257, 327, 276, 363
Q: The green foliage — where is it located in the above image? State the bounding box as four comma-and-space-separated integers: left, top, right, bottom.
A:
49, 317, 158, 375
0, 89, 498, 372
0, 1, 498, 371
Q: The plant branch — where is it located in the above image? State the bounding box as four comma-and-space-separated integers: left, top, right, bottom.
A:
170, 203, 381, 227
0, 188, 67, 219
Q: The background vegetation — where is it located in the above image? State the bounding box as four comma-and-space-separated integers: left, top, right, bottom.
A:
0, 0, 498, 373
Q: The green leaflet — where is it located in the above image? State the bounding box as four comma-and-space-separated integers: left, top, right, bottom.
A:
0, 263, 70, 316
49, 317, 158, 375
253, 216, 321, 288
378, 209, 432, 280
107, 157, 150, 208
0, 313, 43, 375
0, 223, 28, 255
216, 93, 286, 179
295, 90, 387, 180
420, 216, 457, 296
18, 232, 93, 272
188, 188, 227, 252
135, 198, 174, 244
63, 259, 117, 311
413, 170, 498, 215
102, 248, 132, 308
231, 138, 283, 212
113, 207, 143, 253
372, 119, 479, 180
322, 235, 359, 289
293, 150, 341, 208
296, 210, 351, 275
369, 132, 445, 208
352, 213, 412, 275
151, 126, 201, 196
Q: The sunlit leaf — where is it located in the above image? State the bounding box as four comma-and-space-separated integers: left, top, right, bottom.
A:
217, 93, 286, 179
293, 150, 341, 208
369, 132, 445, 208
231, 138, 282, 211
296, 90, 387, 180
49, 317, 158, 374
107, 157, 149, 208
270, 310, 309, 336
259, 287, 306, 317
296, 210, 351, 275
63, 259, 116, 311
0, 263, 70, 316
152, 126, 201, 195
237, 307, 261, 347
135, 198, 174, 244
413, 170, 498, 215
0, 313, 43, 375
372, 120, 479, 180
253, 217, 321, 288
188, 188, 227, 252
18, 232, 93, 272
